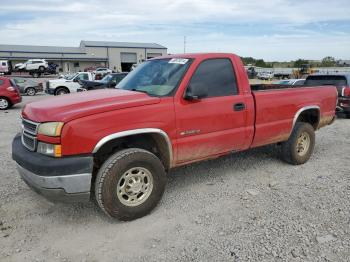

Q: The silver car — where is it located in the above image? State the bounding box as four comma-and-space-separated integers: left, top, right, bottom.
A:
12, 77, 42, 96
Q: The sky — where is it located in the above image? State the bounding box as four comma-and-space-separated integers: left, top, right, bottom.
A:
1, 0, 350, 61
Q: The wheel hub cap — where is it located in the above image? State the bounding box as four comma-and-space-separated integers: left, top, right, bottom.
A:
296, 132, 310, 156
117, 167, 153, 207
0, 99, 8, 109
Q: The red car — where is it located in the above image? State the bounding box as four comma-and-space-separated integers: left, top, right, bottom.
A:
12, 53, 337, 220
0, 76, 21, 110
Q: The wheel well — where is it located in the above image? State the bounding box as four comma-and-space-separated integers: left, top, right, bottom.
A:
295, 109, 320, 129
93, 133, 171, 171
55, 86, 70, 94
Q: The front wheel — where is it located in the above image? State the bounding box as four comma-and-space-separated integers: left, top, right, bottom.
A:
38, 66, 45, 72
55, 87, 68, 95
281, 122, 315, 165
95, 148, 167, 221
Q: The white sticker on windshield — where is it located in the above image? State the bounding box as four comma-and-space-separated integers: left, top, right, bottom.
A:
169, 58, 189, 65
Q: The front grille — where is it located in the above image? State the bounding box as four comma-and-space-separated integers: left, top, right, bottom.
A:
21, 118, 39, 151
22, 132, 36, 151
22, 119, 39, 135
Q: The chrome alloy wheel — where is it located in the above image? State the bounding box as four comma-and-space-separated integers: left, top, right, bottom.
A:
296, 131, 310, 156
0, 98, 9, 109
117, 167, 154, 207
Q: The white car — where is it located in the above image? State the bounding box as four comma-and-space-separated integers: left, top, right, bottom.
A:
94, 68, 112, 75
15, 59, 48, 72
45, 72, 95, 95
257, 72, 274, 80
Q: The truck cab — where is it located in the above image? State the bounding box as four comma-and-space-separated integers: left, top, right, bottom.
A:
45, 72, 95, 95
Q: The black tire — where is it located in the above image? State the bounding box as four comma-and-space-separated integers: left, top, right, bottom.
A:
281, 122, 315, 165
39, 66, 45, 72
55, 87, 69, 95
32, 72, 40, 78
95, 148, 167, 221
26, 87, 36, 96
0, 97, 11, 110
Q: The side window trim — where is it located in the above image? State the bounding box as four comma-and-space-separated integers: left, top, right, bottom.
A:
185, 58, 239, 99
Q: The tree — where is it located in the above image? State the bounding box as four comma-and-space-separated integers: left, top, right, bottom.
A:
321, 56, 336, 67
293, 59, 309, 68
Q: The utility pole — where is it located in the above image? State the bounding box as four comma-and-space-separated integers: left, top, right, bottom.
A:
184, 36, 186, 53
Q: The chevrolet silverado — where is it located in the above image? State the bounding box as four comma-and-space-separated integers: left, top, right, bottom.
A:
12, 53, 337, 220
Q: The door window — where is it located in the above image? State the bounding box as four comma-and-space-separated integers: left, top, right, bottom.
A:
188, 59, 238, 97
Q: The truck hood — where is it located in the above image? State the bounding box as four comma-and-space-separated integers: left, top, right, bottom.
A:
22, 89, 161, 123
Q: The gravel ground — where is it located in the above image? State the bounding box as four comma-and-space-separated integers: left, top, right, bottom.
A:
0, 94, 349, 262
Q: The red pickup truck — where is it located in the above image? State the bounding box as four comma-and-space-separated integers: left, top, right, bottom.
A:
12, 53, 337, 220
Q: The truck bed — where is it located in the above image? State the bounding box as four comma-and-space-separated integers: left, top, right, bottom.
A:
250, 85, 337, 148
251, 84, 302, 91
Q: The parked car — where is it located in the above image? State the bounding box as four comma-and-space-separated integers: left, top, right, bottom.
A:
94, 68, 112, 75
79, 73, 128, 91
12, 77, 43, 96
15, 59, 48, 72
274, 79, 305, 85
0, 76, 21, 110
45, 72, 95, 95
0, 60, 13, 75
12, 53, 337, 221
257, 72, 274, 80
304, 74, 350, 118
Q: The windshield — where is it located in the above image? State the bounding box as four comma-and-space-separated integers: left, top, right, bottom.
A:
117, 58, 192, 96
305, 75, 347, 87
64, 73, 78, 80
101, 74, 113, 83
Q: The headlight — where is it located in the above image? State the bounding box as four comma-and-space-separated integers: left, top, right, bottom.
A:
37, 142, 62, 157
38, 122, 64, 137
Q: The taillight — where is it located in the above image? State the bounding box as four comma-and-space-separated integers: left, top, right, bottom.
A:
342, 87, 350, 97
7, 86, 15, 92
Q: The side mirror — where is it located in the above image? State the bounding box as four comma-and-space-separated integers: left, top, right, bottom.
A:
184, 84, 208, 101
110, 81, 117, 87
73, 78, 79, 82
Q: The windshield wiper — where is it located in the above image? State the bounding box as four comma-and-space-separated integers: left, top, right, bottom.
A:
131, 89, 150, 95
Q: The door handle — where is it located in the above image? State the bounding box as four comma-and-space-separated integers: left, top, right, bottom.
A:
234, 102, 245, 111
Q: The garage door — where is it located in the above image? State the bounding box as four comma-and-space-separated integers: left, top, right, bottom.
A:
147, 53, 162, 59
120, 53, 137, 63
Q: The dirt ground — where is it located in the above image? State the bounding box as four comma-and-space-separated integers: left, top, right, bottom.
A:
0, 94, 349, 262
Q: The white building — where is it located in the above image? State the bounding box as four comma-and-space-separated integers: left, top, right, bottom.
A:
0, 40, 167, 73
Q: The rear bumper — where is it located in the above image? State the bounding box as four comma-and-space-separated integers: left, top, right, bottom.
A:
12, 135, 93, 202
338, 97, 350, 113
8, 92, 22, 104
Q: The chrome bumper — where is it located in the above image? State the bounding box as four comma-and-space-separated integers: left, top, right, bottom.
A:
17, 164, 91, 202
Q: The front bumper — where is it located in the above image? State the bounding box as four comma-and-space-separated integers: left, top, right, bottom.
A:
12, 135, 93, 202
45, 87, 55, 95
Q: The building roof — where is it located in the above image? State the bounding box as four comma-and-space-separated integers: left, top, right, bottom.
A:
81, 40, 167, 49
0, 44, 84, 54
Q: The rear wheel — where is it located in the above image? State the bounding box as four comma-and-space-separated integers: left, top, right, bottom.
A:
0, 97, 11, 110
95, 148, 167, 221
281, 122, 315, 165
26, 87, 36, 96
39, 66, 45, 72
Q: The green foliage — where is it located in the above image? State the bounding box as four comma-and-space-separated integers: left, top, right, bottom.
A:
321, 56, 336, 67
293, 59, 309, 68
